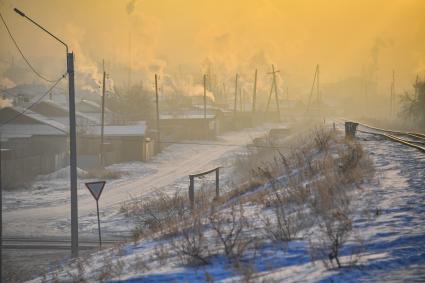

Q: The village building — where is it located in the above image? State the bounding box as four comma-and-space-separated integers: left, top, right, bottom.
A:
0, 106, 68, 188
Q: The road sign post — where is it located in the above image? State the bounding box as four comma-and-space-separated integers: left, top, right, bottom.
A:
85, 181, 106, 248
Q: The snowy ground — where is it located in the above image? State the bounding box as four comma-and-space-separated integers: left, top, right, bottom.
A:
24, 123, 425, 282
4, 124, 279, 239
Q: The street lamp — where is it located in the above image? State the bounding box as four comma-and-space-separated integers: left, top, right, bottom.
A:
14, 7, 79, 257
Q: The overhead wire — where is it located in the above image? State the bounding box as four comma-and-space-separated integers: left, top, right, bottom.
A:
0, 72, 67, 128
0, 9, 64, 83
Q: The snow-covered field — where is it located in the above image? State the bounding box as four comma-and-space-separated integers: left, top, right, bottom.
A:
23, 124, 425, 282
4, 125, 277, 238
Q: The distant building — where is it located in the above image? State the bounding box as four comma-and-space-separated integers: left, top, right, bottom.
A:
0, 107, 68, 188
159, 112, 218, 140
78, 122, 154, 168
76, 99, 115, 124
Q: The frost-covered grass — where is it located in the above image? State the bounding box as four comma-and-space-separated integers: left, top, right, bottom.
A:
28, 124, 406, 282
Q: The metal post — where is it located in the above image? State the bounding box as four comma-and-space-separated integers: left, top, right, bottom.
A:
215, 168, 219, 198
155, 74, 161, 153
100, 60, 106, 166
67, 52, 79, 258
96, 200, 102, 248
189, 176, 194, 209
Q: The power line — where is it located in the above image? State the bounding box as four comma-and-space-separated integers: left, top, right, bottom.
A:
0, 72, 66, 128
0, 10, 63, 83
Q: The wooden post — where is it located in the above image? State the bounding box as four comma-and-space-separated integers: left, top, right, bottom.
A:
272, 64, 281, 121
239, 88, 243, 112
215, 167, 220, 198
252, 69, 257, 114
203, 74, 207, 120
155, 74, 161, 153
189, 176, 194, 209
233, 74, 238, 118
100, 59, 106, 166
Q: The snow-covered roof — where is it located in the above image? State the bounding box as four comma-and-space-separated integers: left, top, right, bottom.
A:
29, 100, 100, 124
160, 113, 216, 120
85, 122, 146, 137
9, 106, 68, 133
77, 99, 111, 113
0, 107, 67, 140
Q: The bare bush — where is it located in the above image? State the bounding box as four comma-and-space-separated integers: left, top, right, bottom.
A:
120, 191, 189, 236
84, 168, 124, 179
171, 212, 210, 265
313, 126, 333, 152
208, 204, 256, 263
263, 190, 305, 243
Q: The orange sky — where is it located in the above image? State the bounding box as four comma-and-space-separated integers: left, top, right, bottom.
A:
1, 0, 424, 97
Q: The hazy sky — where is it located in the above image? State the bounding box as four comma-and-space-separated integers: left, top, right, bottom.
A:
1, 0, 424, 97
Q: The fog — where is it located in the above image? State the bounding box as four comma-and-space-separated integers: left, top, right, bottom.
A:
1, 0, 425, 116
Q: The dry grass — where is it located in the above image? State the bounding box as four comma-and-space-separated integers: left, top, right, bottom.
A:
84, 168, 124, 179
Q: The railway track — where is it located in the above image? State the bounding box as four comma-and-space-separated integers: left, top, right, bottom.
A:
348, 121, 425, 153
2, 236, 121, 250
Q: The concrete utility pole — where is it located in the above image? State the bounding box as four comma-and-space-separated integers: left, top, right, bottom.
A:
100, 60, 106, 166
0, 137, 2, 282
252, 69, 257, 113
233, 74, 238, 117
203, 74, 207, 120
14, 7, 79, 257
155, 74, 161, 153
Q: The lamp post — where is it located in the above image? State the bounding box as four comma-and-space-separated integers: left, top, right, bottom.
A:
14, 8, 79, 257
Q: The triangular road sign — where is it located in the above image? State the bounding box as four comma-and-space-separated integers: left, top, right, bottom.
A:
85, 181, 106, 201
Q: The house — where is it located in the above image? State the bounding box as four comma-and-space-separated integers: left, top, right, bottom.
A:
159, 112, 218, 140
30, 100, 99, 129
77, 122, 154, 168
76, 99, 115, 124
0, 107, 68, 188
31, 100, 156, 166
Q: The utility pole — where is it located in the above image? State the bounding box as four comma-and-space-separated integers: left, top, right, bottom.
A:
306, 64, 319, 113
14, 8, 79, 257
252, 69, 257, 113
0, 137, 2, 282
203, 74, 207, 119
100, 60, 106, 167
128, 32, 132, 89
390, 70, 395, 118
155, 74, 161, 153
266, 65, 281, 121
414, 74, 419, 98
222, 82, 226, 107
233, 74, 238, 117
67, 52, 79, 258
317, 64, 320, 104
239, 88, 243, 112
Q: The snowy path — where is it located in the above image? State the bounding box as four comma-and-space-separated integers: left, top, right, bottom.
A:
4, 126, 274, 238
